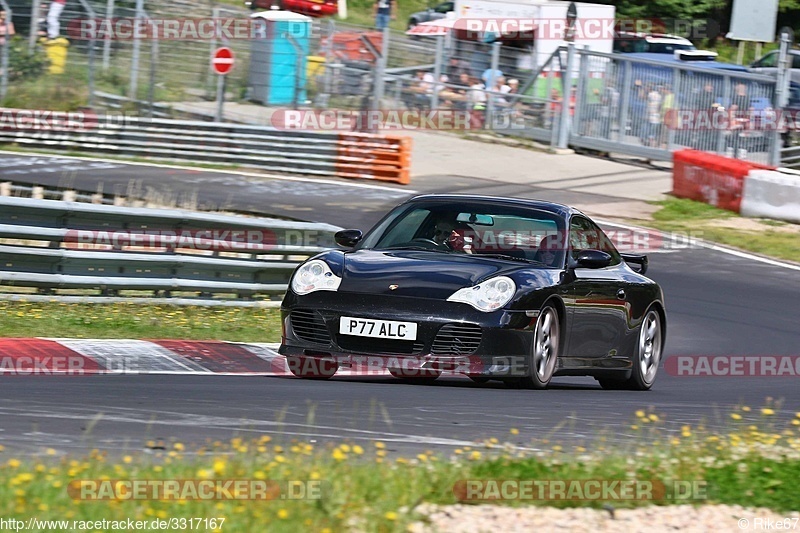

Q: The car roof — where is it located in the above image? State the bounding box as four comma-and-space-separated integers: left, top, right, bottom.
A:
624, 53, 749, 71
404, 194, 580, 219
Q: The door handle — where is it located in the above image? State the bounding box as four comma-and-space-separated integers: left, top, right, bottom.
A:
616, 289, 626, 300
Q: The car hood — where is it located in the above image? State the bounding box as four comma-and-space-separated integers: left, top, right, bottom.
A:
339, 249, 527, 298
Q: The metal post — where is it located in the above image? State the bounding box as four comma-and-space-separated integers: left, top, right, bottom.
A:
0, 1, 10, 102
321, 19, 334, 106
215, 74, 225, 122
129, 0, 144, 100
716, 75, 731, 155
572, 48, 589, 136
667, 67, 680, 150
485, 41, 501, 130
286, 34, 304, 110
617, 60, 633, 143
76, 0, 97, 107
771, 29, 793, 166
148, 22, 158, 117
556, 43, 575, 149
29, 0, 41, 54
206, 6, 219, 99
431, 34, 444, 109
102, 0, 114, 70
373, 25, 389, 107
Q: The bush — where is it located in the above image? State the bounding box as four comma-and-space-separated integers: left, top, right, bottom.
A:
6, 36, 49, 82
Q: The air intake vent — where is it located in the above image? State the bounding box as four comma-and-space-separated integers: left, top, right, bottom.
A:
290, 309, 331, 345
431, 323, 482, 355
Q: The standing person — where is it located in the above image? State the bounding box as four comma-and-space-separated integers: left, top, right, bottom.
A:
0, 9, 15, 46
645, 84, 663, 147
47, 0, 67, 40
374, 0, 394, 31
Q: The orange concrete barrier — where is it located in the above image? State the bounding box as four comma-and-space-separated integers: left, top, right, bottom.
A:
336, 133, 412, 185
672, 150, 775, 213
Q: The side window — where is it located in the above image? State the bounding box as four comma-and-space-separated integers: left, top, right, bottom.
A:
755, 52, 778, 68
435, 2, 454, 13
792, 55, 800, 69
569, 217, 621, 265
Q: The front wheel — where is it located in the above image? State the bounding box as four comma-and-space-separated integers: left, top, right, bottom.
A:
520, 305, 560, 389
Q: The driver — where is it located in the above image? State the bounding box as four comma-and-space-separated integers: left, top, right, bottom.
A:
432, 214, 471, 253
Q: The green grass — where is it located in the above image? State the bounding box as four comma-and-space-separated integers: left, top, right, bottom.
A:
1, 410, 800, 531
0, 301, 281, 342
648, 197, 800, 263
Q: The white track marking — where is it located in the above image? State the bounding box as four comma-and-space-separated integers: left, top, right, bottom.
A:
0, 150, 416, 194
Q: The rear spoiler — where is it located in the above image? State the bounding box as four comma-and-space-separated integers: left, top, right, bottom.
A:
620, 253, 648, 275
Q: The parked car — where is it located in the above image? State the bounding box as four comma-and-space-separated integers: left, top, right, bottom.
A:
614, 32, 696, 54
407, 1, 453, 30
246, 0, 338, 18
280, 194, 665, 390
749, 49, 800, 85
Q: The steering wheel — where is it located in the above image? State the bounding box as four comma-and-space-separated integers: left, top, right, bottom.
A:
410, 238, 441, 248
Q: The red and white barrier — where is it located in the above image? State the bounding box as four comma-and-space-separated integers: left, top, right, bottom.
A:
741, 169, 800, 223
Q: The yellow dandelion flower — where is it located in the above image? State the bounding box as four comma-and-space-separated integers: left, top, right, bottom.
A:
122, 456, 132, 464
648, 414, 659, 422
332, 449, 346, 462
385, 511, 398, 521
635, 410, 646, 418
762, 408, 775, 416
742, 406, 751, 412
510, 428, 519, 435
731, 413, 742, 420
7, 459, 21, 468
173, 443, 185, 452
374, 441, 386, 449
277, 509, 289, 519
416, 454, 428, 462
353, 445, 364, 455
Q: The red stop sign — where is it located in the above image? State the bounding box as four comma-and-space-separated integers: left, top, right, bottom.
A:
212, 47, 235, 75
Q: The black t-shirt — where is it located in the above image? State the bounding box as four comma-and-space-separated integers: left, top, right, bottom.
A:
376, 0, 393, 15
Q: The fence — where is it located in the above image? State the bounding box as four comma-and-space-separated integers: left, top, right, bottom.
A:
0, 194, 342, 305
0, 114, 412, 184
0, 1, 790, 166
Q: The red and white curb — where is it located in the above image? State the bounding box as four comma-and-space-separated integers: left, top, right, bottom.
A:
0, 338, 289, 376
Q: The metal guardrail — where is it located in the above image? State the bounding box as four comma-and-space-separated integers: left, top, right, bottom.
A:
0, 112, 412, 185
0, 196, 342, 305
780, 145, 800, 169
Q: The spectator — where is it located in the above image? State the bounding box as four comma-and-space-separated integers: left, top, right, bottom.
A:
468, 77, 487, 128
481, 68, 503, 90
47, 0, 67, 40
645, 84, 663, 147
659, 85, 676, 147
600, 83, 620, 139
0, 9, 15, 46
374, 0, 394, 31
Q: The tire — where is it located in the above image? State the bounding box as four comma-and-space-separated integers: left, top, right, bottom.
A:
286, 356, 338, 379
520, 305, 560, 389
628, 308, 662, 390
598, 308, 662, 391
469, 376, 490, 384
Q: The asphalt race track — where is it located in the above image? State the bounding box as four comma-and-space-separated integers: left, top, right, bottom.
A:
1, 153, 799, 455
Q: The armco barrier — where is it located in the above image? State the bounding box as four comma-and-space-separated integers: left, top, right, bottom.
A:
672, 150, 776, 213
0, 112, 412, 186
741, 169, 800, 223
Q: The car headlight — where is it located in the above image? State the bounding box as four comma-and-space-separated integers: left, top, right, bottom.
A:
447, 276, 516, 312
291, 259, 342, 295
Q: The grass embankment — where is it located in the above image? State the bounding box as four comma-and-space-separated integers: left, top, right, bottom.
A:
0, 410, 799, 531
0, 301, 281, 342
648, 198, 800, 264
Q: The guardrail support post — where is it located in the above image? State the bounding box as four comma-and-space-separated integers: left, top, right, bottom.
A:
431, 35, 444, 110
0, 1, 10, 102
556, 43, 575, 149
102, 0, 114, 70
485, 41, 501, 130
772, 29, 793, 167
129, 0, 144, 100
373, 26, 390, 107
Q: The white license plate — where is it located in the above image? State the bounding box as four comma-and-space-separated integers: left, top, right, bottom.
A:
339, 316, 417, 340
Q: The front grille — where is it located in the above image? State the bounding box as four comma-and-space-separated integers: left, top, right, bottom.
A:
290, 309, 331, 345
431, 323, 483, 355
336, 335, 425, 355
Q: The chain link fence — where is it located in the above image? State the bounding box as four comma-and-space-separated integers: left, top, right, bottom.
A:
0, 1, 787, 165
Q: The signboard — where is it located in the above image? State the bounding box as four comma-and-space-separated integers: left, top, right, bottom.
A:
212, 47, 235, 75
727, 0, 779, 42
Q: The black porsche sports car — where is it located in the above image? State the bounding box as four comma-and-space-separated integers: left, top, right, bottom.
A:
279, 195, 666, 390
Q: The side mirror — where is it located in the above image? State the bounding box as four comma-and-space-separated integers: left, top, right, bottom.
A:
575, 250, 612, 269
335, 229, 363, 248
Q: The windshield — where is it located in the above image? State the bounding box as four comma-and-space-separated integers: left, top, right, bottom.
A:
358, 201, 568, 267
647, 42, 696, 53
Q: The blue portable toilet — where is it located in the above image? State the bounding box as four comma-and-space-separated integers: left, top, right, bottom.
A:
248, 10, 312, 106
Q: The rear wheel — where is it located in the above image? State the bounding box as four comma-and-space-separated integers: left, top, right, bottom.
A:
520, 305, 560, 389
597, 308, 662, 391
286, 356, 338, 379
